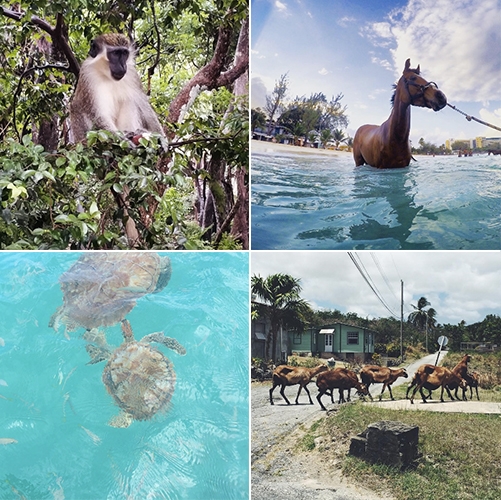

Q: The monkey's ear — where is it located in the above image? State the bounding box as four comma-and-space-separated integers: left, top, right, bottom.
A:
89, 39, 101, 58
129, 38, 139, 57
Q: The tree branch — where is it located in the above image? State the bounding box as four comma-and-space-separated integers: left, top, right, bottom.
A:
30, 14, 80, 76
1, 9, 80, 76
168, 15, 249, 123
1, 6, 22, 20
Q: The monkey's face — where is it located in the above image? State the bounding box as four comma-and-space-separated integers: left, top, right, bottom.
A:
107, 47, 129, 80
88, 35, 131, 81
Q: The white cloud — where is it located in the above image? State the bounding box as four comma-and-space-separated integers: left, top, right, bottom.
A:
251, 77, 269, 109
478, 108, 501, 132
251, 251, 501, 325
275, 1, 288, 12
338, 16, 356, 28
371, 57, 393, 72
360, 22, 394, 48
363, 0, 501, 102
318, 68, 330, 76
251, 49, 266, 60
368, 88, 388, 100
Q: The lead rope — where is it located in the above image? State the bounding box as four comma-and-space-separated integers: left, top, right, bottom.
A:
447, 103, 501, 133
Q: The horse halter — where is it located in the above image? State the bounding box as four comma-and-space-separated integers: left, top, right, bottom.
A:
403, 76, 439, 106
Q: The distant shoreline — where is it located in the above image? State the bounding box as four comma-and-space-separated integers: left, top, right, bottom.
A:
251, 140, 490, 160
251, 139, 353, 157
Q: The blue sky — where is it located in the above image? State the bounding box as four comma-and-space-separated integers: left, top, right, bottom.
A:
251, 0, 501, 146
251, 251, 501, 326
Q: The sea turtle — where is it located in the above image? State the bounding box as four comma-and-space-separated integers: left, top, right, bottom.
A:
49, 252, 172, 335
87, 319, 186, 428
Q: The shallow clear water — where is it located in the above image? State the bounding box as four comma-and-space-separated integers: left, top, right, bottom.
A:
251, 150, 501, 249
0, 251, 249, 500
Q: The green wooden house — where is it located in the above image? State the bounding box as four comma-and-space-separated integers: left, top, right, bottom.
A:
289, 323, 375, 362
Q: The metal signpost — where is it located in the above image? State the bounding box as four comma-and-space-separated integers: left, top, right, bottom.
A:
435, 335, 449, 365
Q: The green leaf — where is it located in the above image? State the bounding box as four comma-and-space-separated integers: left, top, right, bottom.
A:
89, 201, 100, 215
54, 214, 71, 223
42, 171, 56, 182
7, 183, 28, 199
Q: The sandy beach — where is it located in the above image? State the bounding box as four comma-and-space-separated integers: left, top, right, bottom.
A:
251, 139, 353, 157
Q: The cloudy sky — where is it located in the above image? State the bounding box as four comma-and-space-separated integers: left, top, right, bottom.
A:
251, 0, 501, 146
251, 251, 501, 326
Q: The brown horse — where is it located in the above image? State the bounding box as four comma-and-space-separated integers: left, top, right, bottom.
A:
353, 59, 447, 169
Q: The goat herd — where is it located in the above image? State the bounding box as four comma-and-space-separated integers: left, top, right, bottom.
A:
269, 354, 480, 411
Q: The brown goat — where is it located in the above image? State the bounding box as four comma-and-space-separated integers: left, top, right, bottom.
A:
450, 354, 473, 400
452, 354, 471, 377
316, 367, 369, 411
449, 370, 480, 401
269, 364, 328, 405
407, 364, 467, 404
410, 355, 474, 402
360, 365, 408, 401
465, 371, 480, 400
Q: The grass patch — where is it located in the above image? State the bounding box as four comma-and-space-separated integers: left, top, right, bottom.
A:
297, 419, 325, 452
323, 402, 501, 500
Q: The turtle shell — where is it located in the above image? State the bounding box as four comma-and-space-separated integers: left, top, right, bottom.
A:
54, 252, 171, 331
102, 342, 175, 421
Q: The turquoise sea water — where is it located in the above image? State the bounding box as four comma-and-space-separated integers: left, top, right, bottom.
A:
251, 149, 501, 249
0, 251, 249, 500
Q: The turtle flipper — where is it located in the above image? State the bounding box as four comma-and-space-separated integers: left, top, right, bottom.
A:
48, 306, 62, 331
83, 328, 107, 347
140, 332, 186, 356
86, 344, 111, 364
109, 411, 133, 428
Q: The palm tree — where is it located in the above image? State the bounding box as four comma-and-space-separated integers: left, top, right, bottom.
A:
332, 129, 346, 149
251, 273, 311, 362
320, 129, 333, 149
408, 297, 437, 352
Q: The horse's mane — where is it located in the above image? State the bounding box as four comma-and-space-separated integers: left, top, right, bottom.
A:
390, 67, 420, 107
390, 83, 398, 107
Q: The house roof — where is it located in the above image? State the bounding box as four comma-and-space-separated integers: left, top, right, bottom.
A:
316, 322, 377, 334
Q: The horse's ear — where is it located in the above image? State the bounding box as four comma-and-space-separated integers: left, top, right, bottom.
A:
416, 64, 420, 74
404, 58, 411, 71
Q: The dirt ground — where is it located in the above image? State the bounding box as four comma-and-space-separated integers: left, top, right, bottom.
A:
251, 381, 394, 500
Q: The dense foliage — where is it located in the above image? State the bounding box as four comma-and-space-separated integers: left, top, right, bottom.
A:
252, 72, 349, 148
0, 0, 248, 249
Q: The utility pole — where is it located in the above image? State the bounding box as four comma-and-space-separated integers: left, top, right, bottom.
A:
400, 280, 404, 361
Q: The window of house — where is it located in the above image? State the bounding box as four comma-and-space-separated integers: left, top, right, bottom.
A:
293, 333, 302, 344
254, 322, 266, 341
347, 331, 359, 345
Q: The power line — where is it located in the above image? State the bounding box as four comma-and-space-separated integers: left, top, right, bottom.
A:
386, 253, 414, 317
371, 252, 399, 303
348, 252, 399, 319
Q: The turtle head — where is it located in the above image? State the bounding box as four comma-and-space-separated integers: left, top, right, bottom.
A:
154, 256, 172, 293
121, 319, 135, 342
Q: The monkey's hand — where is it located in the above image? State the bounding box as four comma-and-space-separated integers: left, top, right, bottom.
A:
125, 130, 168, 152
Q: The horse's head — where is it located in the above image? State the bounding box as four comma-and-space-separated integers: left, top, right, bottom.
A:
400, 58, 447, 111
